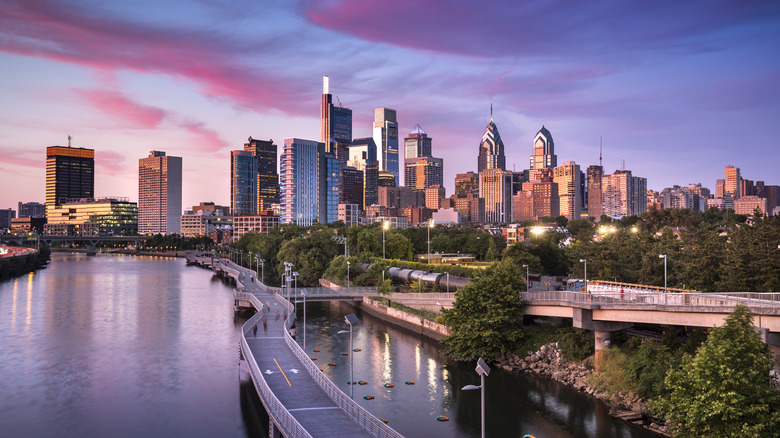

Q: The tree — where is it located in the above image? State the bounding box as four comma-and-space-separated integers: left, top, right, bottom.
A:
649, 305, 780, 437
441, 261, 525, 360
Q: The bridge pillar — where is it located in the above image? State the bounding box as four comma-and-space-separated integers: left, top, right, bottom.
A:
594, 331, 611, 371
268, 420, 282, 438
572, 308, 632, 372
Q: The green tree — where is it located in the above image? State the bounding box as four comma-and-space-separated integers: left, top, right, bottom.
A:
385, 232, 413, 260
441, 261, 525, 360
649, 305, 780, 437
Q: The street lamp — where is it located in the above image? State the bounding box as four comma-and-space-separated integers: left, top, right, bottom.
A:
659, 254, 667, 294
427, 219, 434, 263
293, 272, 299, 302
579, 259, 587, 293
259, 258, 265, 284
462, 357, 490, 438
338, 313, 360, 399
300, 289, 308, 350
346, 261, 350, 288
382, 220, 389, 259
522, 264, 529, 292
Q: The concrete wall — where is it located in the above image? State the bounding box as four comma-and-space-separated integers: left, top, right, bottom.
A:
359, 297, 451, 341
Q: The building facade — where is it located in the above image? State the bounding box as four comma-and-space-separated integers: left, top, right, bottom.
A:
243, 137, 280, 213
281, 138, 321, 226
477, 111, 506, 173
404, 124, 432, 159
553, 161, 582, 220
479, 168, 513, 224
404, 156, 444, 190
373, 108, 399, 185
725, 165, 741, 199
18, 202, 45, 218
138, 150, 182, 235
230, 150, 256, 216
45, 145, 94, 216
530, 126, 557, 171
586, 165, 603, 219
232, 213, 280, 240
45, 197, 137, 236
601, 170, 647, 217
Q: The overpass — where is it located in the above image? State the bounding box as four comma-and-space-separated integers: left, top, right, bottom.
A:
187, 253, 402, 438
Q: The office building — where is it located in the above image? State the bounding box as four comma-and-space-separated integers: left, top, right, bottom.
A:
454, 193, 485, 225
378, 186, 425, 209
338, 203, 361, 227
373, 108, 399, 185
530, 125, 557, 171
455, 172, 479, 198
0, 209, 14, 229
479, 168, 513, 224
425, 186, 446, 210
349, 138, 379, 209
45, 143, 94, 216
734, 196, 767, 216
232, 212, 280, 240
340, 166, 364, 208
404, 124, 432, 158
601, 170, 647, 217
230, 150, 256, 216
553, 161, 582, 221
180, 208, 231, 238
319, 146, 339, 224
477, 108, 506, 173
243, 137, 280, 213
377, 170, 396, 187
281, 138, 322, 226
516, 180, 560, 221
725, 165, 741, 199
18, 202, 45, 218
405, 156, 444, 190
320, 76, 352, 158
587, 165, 603, 218
45, 197, 137, 236
138, 150, 182, 235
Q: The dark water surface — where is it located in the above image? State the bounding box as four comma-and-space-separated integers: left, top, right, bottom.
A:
0, 253, 656, 438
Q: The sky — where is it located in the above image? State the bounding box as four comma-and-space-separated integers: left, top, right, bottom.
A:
1, 0, 779, 211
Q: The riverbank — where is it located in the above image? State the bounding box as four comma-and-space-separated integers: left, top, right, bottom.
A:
49, 247, 185, 257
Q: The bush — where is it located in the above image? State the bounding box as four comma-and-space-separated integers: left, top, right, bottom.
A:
557, 327, 594, 362
588, 348, 634, 407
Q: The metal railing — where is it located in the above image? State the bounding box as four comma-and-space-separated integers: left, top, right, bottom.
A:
240, 294, 312, 438
521, 291, 780, 310
283, 326, 403, 438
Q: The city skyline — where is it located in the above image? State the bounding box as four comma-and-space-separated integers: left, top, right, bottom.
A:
1, 0, 779, 210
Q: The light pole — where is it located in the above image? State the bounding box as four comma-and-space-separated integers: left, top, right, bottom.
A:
659, 254, 667, 293
300, 289, 308, 350
523, 264, 529, 292
446, 272, 450, 292
259, 258, 265, 284
338, 314, 360, 399
293, 272, 299, 301
346, 261, 350, 288
382, 220, 389, 259
579, 259, 587, 292
427, 219, 434, 263
462, 357, 490, 438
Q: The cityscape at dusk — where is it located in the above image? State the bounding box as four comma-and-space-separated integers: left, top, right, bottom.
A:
1, 0, 779, 212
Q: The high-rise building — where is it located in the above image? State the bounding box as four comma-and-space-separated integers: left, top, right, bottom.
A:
477, 108, 506, 173
243, 137, 279, 213
479, 168, 513, 224
725, 165, 741, 199
319, 145, 339, 224
455, 172, 479, 198
715, 179, 726, 199
0, 209, 14, 229
404, 124, 432, 158
45, 143, 94, 216
373, 108, 399, 185
517, 180, 560, 220
281, 138, 321, 226
18, 202, 45, 218
404, 156, 444, 190
424, 186, 446, 210
601, 170, 647, 217
377, 170, 395, 188
553, 161, 582, 220
530, 125, 557, 171
454, 193, 485, 225
138, 151, 182, 235
320, 76, 352, 156
230, 150, 256, 216
349, 138, 379, 209
340, 166, 364, 208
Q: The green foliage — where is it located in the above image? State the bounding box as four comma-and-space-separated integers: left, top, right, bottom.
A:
441, 261, 525, 360
556, 327, 594, 362
626, 340, 680, 399
588, 348, 634, 406
408, 279, 427, 292
374, 257, 481, 278
276, 228, 338, 286
384, 232, 412, 260
649, 305, 780, 437
377, 279, 393, 294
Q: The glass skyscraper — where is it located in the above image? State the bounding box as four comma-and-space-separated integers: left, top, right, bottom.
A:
45, 144, 94, 216
138, 150, 182, 235
477, 109, 506, 173
281, 138, 321, 226
243, 136, 280, 213
230, 150, 256, 216
373, 108, 399, 186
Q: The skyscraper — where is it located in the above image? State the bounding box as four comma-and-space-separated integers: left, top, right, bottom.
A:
281, 139, 321, 225
455, 172, 479, 198
243, 137, 279, 213
601, 170, 647, 217
404, 157, 444, 190
320, 76, 352, 157
373, 108, 399, 185
45, 142, 94, 216
479, 168, 513, 224
530, 125, 557, 171
404, 124, 432, 158
230, 150, 256, 216
553, 161, 582, 220
477, 108, 506, 173
587, 165, 604, 219
349, 138, 379, 209
138, 150, 182, 235
725, 165, 741, 199
318, 144, 339, 224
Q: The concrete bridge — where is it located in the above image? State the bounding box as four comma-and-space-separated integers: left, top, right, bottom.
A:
187, 253, 403, 438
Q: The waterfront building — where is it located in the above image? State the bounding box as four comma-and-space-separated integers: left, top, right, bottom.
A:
479, 168, 513, 224
601, 170, 647, 217
373, 108, 399, 185
281, 138, 322, 226
45, 197, 137, 236
319, 147, 339, 224
230, 151, 256, 216
404, 156, 444, 190
455, 171, 479, 198
45, 144, 94, 216
243, 137, 280, 213
725, 165, 741, 199
180, 209, 232, 238
11, 217, 46, 235
477, 109, 506, 173
138, 151, 182, 235
18, 202, 45, 218
232, 212, 280, 240
404, 124, 432, 159
553, 161, 582, 221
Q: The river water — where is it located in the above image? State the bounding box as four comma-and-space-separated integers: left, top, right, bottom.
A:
0, 253, 656, 438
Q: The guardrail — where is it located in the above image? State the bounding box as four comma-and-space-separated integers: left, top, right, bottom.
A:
240, 294, 312, 438
283, 322, 403, 438
521, 291, 780, 310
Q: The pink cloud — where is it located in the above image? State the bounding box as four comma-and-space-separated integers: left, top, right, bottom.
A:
180, 121, 227, 153
76, 89, 166, 129
97, 150, 126, 174
0, 0, 308, 116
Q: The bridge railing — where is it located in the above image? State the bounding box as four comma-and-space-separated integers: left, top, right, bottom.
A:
522, 291, 780, 309
283, 322, 403, 438
240, 294, 312, 438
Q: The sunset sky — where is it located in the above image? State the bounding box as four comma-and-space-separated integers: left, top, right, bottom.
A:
1, 0, 779, 212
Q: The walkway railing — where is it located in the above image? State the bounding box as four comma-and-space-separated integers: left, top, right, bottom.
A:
522, 291, 780, 310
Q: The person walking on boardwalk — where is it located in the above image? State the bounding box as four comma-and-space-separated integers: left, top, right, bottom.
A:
252, 323, 258, 337
262, 315, 267, 333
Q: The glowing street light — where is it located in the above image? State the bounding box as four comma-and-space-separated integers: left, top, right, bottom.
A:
427, 219, 434, 263
382, 220, 389, 259
462, 357, 490, 438
346, 261, 350, 288
338, 313, 360, 399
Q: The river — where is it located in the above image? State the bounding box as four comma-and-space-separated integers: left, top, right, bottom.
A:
0, 253, 656, 437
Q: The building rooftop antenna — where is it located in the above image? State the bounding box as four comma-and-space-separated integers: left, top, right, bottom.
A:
599, 136, 602, 167
68, 134, 72, 148
622, 158, 626, 171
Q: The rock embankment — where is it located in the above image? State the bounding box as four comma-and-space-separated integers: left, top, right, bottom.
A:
495, 342, 670, 436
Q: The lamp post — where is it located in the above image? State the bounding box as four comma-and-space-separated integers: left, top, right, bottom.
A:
382, 220, 389, 259
462, 357, 490, 438
293, 272, 299, 302
427, 219, 434, 263
346, 261, 350, 288
659, 254, 667, 294
300, 289, 308, 350
259, 258, 265, 284
579, 259, 587, 292
338, 314, 360, 399
523, 264, 529, 292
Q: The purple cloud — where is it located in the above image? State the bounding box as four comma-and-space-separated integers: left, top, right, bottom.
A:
76, 89, 166, 129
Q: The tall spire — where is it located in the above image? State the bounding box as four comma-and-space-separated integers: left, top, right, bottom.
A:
490, 103, 493, 122
599, 136, 603, 167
